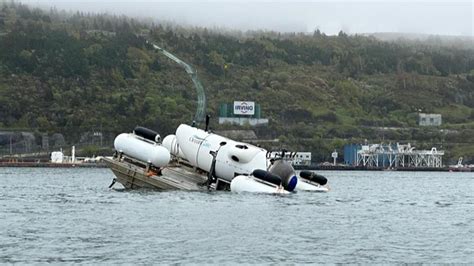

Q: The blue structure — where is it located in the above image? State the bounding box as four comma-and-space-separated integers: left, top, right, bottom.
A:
344, 144, 395, 167
343, 144, 361, 166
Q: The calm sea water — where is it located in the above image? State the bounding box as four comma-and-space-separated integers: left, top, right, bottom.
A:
0, 167, 473, 264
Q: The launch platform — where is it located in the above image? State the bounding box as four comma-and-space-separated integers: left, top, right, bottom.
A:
102, 155, 210, 190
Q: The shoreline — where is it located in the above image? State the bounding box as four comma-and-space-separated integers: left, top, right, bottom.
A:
0, 161, 470, 172
295, 164, 471, 172
0, 162, 107, 168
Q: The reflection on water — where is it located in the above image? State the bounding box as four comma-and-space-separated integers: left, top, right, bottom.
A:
0, 168, 473, 263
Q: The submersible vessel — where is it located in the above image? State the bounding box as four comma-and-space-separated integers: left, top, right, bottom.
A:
102, 123, 329, 194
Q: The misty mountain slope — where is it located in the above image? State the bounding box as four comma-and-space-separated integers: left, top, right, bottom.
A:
0, 3, 473, 162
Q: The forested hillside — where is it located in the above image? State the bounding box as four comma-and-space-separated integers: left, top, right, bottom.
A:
1, 2, 473, 163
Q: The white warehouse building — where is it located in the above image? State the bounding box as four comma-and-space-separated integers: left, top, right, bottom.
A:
419, 113, 442, 126
269, 151, 312, 166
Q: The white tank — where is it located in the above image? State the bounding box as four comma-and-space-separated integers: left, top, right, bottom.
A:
294, 178, 329, 192
162, 134, 185, 159
175, 124, 268, 181
230, 175, 289, 194
114, 133, 170, 167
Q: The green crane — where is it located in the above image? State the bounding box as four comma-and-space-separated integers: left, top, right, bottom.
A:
148, 41, 206, 123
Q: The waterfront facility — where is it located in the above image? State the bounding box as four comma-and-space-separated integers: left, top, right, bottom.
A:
344, 143, 444, 168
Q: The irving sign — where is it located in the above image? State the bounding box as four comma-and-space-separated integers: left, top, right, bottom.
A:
233, 101, 255, 115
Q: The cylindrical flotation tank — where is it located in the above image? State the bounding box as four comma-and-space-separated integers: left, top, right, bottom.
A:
294, 178, 329, 192
252, 169, 282, 186
133, 126, 161, 143
162, 134, 185, 159
114, 133, 170, 167
230, 175, 289, 194
299, 170, 327, 185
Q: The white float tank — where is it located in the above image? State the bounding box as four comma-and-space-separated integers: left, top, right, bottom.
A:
230, 175, 289, 194
294, 178, 329, 192
162, 134, 186, 159
175, 124, 268, 182
114, 133, 170, 167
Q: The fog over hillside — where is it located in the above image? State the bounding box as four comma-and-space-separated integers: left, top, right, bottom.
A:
19, 0, 473, 37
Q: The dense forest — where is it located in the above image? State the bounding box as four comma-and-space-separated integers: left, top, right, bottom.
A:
1, 2, 473, 163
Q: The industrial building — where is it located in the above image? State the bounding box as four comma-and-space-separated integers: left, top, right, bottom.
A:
344, 143, 444, 168
269, 151, 312, 166
418, 113, 442, 126
218, 101, 269, 126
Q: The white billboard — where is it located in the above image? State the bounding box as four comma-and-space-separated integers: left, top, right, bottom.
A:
233, 101, 255, 115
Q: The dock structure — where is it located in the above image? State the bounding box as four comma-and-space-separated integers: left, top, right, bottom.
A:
345, 143, 444, 168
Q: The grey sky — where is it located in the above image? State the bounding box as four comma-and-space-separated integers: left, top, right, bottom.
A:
20, 0, 473, 36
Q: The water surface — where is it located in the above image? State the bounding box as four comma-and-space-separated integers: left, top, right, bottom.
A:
1, 168, 473, 263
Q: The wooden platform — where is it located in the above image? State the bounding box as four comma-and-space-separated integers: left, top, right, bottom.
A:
102, 156, 208, 190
